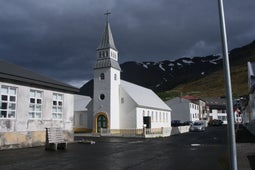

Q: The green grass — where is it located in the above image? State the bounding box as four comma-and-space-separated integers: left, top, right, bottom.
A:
158, 64, 249, 100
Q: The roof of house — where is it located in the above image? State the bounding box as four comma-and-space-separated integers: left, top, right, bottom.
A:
74, 95, 91, 111
120, 80, 171, 111
165, 97, 193, 106
0, 60, 79, 93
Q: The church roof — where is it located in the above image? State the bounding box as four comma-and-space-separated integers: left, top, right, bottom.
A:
94, 58, 121, 70
0, 60, 79, 93
97, 21, 117, 51
120, 80, 171, 111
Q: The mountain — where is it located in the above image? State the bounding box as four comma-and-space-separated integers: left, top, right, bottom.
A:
80, 40, 255, 98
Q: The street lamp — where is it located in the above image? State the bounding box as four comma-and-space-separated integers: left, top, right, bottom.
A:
217, 0, 237, 169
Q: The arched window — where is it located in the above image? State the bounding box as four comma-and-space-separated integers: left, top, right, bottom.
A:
100, 73, 105, 80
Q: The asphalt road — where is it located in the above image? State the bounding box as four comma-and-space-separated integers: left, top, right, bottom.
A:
0, 126, 228, 170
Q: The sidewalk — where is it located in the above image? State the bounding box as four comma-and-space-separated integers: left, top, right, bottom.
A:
236, 125, 255, 170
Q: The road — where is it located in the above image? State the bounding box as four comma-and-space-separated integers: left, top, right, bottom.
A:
0, 126, 228, 170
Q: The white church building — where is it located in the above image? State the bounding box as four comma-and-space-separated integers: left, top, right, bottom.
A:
79, 17, 172, 136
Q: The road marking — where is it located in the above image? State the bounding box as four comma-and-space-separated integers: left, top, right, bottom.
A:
191, 143, 201, 147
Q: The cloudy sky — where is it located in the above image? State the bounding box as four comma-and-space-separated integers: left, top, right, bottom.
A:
0, 0, 254, 88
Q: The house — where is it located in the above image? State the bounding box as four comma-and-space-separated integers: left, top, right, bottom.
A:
73, 95, 92, 133
202, 97, 228, 124
0, 60, 79, 149
79, 16, 172, 137
245, 62, 255, 135
165, 97, 199, 123
182, 95, 209, 121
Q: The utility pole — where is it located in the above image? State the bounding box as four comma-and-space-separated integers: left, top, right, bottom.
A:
217, 0, 238, 169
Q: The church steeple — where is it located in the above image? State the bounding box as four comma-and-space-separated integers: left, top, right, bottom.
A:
95, 11, 120, 70
97, 11, 117, 51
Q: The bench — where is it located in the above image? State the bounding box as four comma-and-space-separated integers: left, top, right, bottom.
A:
45, 127, 67, 151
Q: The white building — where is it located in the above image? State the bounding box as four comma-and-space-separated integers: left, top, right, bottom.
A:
73, 95, 92, 132
81, 17, 172, 136
0, 60, 78, 149
202, 98, 228, 124
165, 97, 199, 123
245, 62, 255, 135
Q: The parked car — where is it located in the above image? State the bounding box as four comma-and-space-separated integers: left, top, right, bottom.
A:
171, 120, 181, 127
208, 119, 223, 126
189, 122, 205, 132
182, 121, 193, 126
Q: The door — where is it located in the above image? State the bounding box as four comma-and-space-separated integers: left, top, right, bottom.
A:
97, 115, 107, 133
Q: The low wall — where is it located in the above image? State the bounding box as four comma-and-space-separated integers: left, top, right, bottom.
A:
0, 130, 73, 150
171, 126, 190, 135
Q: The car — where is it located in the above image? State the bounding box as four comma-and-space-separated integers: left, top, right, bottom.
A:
182, 121, 193, 126
208, 119, 223, 126
189, 122, 205, 132
171, 120, 181, 127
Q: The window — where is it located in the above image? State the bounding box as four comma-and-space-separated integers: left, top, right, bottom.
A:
29, 90, 42, 119
52, 93, 63, 119
121, 97, 124, 103
114, 74, 117, 80
100, 73, 105, 80
0, 85, 17, 119
100, 94, 105, 100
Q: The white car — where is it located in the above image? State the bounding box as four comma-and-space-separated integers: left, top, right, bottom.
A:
189, 122, 205, 132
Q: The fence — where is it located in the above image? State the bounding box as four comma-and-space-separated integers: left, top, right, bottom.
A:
100, 127, 172, 138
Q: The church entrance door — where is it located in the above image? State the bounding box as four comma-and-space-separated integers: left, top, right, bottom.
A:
97, 115, 107, 133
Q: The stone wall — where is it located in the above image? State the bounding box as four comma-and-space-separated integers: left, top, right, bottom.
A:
0, 130, 73, 150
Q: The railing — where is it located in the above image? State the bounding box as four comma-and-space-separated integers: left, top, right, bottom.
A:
100, 128, 144, 137
100, 127, 171, 138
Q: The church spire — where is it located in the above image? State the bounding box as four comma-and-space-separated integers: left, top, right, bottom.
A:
97, 11, 117, 51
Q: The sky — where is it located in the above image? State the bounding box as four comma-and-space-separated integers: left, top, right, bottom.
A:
0, 0, 255, 88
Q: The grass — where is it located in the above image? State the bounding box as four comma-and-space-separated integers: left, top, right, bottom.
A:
158, 64, 249, 100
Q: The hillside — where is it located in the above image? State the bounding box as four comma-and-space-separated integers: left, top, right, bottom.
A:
158, 65, 249, 100
80, 40, 255, 99
159, 41, 255, 100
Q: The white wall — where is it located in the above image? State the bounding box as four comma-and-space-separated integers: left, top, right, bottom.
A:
119, 87, 137, 129
0, 82, 75, 148
136, 107, 171, 129
110, 67, 120, 129
0, 82, 74, 132
209, 109, 227, 124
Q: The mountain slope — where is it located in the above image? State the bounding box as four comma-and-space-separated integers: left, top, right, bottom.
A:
80, 40, 255, 99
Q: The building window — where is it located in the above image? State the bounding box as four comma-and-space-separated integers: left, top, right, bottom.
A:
52, 93, 63, 119
100, 73, 105, 80
29, 90, 42, 119
0, 85, 17, 119
114, 74, 117, 80
121, 97, 124, 103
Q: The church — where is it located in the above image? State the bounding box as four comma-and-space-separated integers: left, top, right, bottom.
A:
78, 14, 172, 137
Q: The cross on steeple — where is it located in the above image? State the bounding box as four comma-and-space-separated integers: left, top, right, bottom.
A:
104, 10, 111, 22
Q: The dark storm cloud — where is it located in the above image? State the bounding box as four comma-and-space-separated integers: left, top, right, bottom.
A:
0, 0, 254, 87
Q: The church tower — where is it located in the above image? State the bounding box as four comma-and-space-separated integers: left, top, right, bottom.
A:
93, 12, 121, 132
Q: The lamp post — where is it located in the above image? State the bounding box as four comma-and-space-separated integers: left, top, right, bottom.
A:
217, 0, 237, 169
